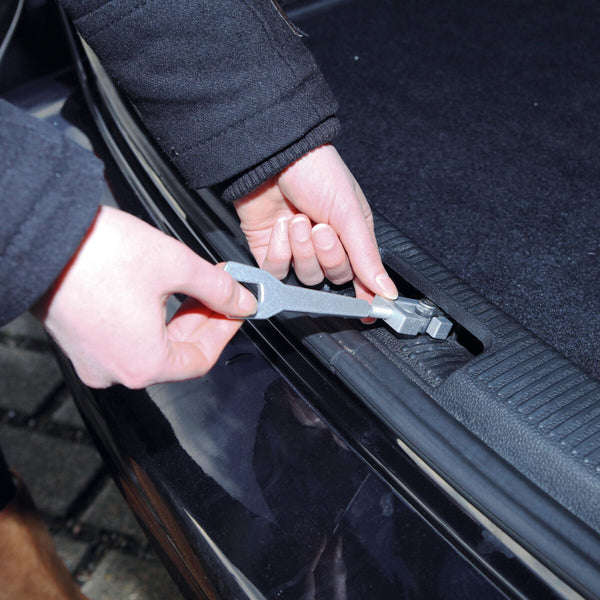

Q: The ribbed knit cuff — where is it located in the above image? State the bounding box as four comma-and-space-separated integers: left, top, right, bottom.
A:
218, 116, 341, 202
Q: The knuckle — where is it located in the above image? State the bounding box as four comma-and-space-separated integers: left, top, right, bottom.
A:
326, 267, 353, 285
73, 362, 111, 389
300, 271, 325, 287
79, 372, 109, 389
268, 243, 291, 262
118, 363, 154, 389
213, 271, 237, 307
121, 372, 147, 389
363, 245, 384, 267
317, 249, 345, 269
263, 260, 290, 280
274, 266, 291, 280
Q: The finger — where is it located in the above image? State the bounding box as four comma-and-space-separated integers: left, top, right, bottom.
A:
349, 179, 378, 244
352, 277, 375, 302
330, 202, 397, 299
172, 252, 257, 317
242, 234, 269, 268
159, 314, 243, 382
261, 217, 292, 279
278, 145, 397, 299
289, 215, 324, 286
322, 214, 395, 300
352, 277, 377, 323
167, 297, 210, 341
311, 224, 353, 285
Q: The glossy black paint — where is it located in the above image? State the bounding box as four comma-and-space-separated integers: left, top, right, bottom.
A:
59, 327, 507, 600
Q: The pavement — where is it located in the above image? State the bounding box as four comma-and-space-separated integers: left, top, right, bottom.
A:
0, 312, 184, 600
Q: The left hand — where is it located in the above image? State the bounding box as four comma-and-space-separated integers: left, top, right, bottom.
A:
35, 206, 257, 388
234, 144, 398, 301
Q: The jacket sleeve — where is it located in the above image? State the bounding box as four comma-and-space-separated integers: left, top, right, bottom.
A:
0, 99, 103, 325
60, 0, 340, 201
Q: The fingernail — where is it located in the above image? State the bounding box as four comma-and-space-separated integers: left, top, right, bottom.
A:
238, 288, 258, 315
375, 273, 398, 300
291, 218, 310, 242
312, 224, 335, 250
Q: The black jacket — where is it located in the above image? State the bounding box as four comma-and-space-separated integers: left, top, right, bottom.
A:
0, 99, 103, 324
0, 0, 339, 324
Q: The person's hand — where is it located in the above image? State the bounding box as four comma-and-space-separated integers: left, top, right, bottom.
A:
34, 206, 257, 389
234, 144, 398, 301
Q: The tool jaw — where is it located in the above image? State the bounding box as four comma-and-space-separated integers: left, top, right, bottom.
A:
371, 296, 452, 340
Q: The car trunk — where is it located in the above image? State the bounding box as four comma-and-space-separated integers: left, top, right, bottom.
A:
38, 1, 600, 598
295, 0, 600, 379
289, 0, 600, 596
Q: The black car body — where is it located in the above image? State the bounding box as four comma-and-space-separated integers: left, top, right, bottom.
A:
2, 1, 600, 598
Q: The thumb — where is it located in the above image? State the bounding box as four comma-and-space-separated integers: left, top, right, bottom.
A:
167, 252, 257, 317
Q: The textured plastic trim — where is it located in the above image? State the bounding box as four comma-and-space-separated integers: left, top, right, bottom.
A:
372, 215, 600, 528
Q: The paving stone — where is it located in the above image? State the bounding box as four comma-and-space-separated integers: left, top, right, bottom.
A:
53, 534, 89, 573
81, 480, 146, 542
0, 345, 62, 415
52, 389, 85, 428
0, 426, 103, 516
0, 312, 48, 341
82, 550, 183, 600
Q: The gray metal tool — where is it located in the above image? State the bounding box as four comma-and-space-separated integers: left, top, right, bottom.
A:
224, 262, 453, 339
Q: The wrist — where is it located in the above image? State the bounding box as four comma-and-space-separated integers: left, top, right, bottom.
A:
218, 118, 341, 202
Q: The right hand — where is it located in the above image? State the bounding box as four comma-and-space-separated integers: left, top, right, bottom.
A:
34, 206, 257, 389
234, 144, 398, 302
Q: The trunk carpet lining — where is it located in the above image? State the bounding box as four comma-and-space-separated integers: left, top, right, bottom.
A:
296, 0, 600, 378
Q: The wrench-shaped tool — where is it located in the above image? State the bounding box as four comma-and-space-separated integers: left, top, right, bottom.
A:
224, 262, 453, 339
